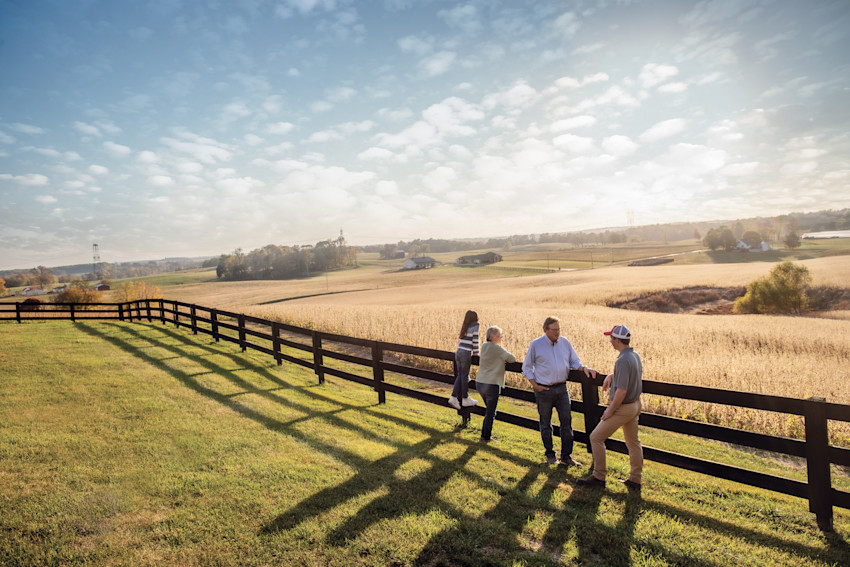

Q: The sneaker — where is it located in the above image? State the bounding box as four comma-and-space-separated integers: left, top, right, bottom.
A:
620, 479, 641, 492
546, 455, 558, 465
557, 456, 580, 468
576, 475, 606, 488
461, 397, 478, 407
448, 396, 461, 410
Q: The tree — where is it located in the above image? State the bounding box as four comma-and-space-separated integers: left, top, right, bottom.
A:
693, 229, 701, 242
116, 281, 163, 302
0, 277, 6, 296
733, 261, 812, 315
30, 265, 55, 288
741, 230, 762, 247
783, 231, 801, 249
703, 226, 737, 251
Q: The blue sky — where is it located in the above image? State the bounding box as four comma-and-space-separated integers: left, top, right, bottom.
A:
1, 0, 849, 270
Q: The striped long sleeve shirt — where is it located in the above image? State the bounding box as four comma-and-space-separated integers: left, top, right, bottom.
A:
457, 322, 480, 356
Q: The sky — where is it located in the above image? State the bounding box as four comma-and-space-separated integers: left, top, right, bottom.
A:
1, 0, 849, 270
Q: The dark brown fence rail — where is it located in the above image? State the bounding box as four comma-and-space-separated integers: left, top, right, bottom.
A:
2, 298, 848, 530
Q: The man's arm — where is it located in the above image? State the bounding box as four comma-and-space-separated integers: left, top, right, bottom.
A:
522, 342, 549, 392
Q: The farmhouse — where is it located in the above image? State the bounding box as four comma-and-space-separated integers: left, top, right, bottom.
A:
736, 240, 770, 252
402, 256, 438, 270
94, 283, 111, 291
21, 287, 44, 296
456, 252, 503, 265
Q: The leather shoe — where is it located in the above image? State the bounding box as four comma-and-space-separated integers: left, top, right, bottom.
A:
576, 475, 605, 488
546, 455, 558, 465
621, 479, 641, 491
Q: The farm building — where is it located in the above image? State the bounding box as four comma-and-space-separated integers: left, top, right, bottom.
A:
736, 240, 770, 252
21, 287, 44, 296
94, 283, 111, 291
402, 256, 438, 270
456, 252, 503, 265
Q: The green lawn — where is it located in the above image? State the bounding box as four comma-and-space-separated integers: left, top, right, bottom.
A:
1, 321, 849, 566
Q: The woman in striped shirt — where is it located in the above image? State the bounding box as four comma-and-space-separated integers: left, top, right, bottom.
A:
448, 310, 480, 410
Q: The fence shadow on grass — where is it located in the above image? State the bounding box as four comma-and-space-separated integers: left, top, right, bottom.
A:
73, 322, 850, 565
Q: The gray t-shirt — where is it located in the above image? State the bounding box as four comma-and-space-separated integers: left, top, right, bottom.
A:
609, 347, 642, 404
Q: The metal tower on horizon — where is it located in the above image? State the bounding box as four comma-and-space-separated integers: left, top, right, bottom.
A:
92, 243, 101, 279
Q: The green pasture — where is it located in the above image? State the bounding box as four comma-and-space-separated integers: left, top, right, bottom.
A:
1, 321, 849, 566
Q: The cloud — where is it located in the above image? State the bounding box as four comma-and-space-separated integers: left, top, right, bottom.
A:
421, 51, 456, 77
137, 151, 159, 163
74, 122, 102, 137
398, 35, 433, 56
0, 173, 49, 186
267, 122, 295, 135
438, 5, 481, 35
35, 195, 58, 204
551, 115, 597, 132
639, 63, 679, 88
639, 118, 688, 142
89, 165, 109, 175
161, 131, 234, 164
552, 133, 596, 154
658, 82, 688, 93
149, 175, 174, 186
104, 141, 132, 157
602, 135, 639, 156
11, 123, 45, 135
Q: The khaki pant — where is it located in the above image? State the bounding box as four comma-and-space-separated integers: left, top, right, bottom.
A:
589, 399, 643, 483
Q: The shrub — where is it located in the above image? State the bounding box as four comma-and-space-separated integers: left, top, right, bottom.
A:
733, 261, 812, 314
55, 281, 99, 307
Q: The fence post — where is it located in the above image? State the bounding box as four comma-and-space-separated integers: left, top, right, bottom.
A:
272, 322, 282, 366
372, 341, 386, 404
804, 396, 833, 531
190, 305, 198, 335
119, 303, 125, 322
581, 371, 603, 453
312, 331, 324, 384
145, 299, 152, 322
171, 301, 178, 326
238, 314, 247, 352
70, 303, 76, 323
211, 309, 220, 342
16, 302, 21, 324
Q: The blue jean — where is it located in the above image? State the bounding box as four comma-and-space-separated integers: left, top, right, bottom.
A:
477, 383, 501, 440
534, 383, 573, 459
452, 349, 472, 399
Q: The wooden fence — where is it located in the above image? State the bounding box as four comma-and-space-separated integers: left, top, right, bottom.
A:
3, 298, 849, 531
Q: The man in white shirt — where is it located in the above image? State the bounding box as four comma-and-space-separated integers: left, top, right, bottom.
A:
523, 316, 596, 466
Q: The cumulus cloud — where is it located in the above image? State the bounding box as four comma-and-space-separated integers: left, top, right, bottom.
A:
89, 165, 109, 175
639, 118, 688, 142
421, 51, 456, 77
149, 175, 174, 186
74, 122, 102, 137
551, 115, 597, 132
639, 63, 679, 88
602, 135, 639, 156
267, 122, 295, 135
553, 133, 596, 154
12, 123, 44, 135
35, 195, 57, 204
0, 173, 49, 186
104, 141, 131, 157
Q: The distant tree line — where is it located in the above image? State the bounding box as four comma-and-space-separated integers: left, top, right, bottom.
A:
214, 234, 357, 281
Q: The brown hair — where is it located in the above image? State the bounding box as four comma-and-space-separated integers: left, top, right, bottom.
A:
543, 316, 560, 330
459, 310, 479, 339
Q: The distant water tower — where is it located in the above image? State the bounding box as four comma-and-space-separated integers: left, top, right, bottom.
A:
92, 243, 101, 279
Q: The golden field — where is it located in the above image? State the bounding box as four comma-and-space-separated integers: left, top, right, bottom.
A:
239, 255, 850, 443
86, 249, 850, 442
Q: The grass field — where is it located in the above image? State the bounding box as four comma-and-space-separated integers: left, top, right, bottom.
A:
2, 321, 849, 566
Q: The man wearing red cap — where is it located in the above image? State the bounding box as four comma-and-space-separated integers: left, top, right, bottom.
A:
577, 324, 644, 492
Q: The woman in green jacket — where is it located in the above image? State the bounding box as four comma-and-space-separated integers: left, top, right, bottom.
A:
476, 326, 516, 442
